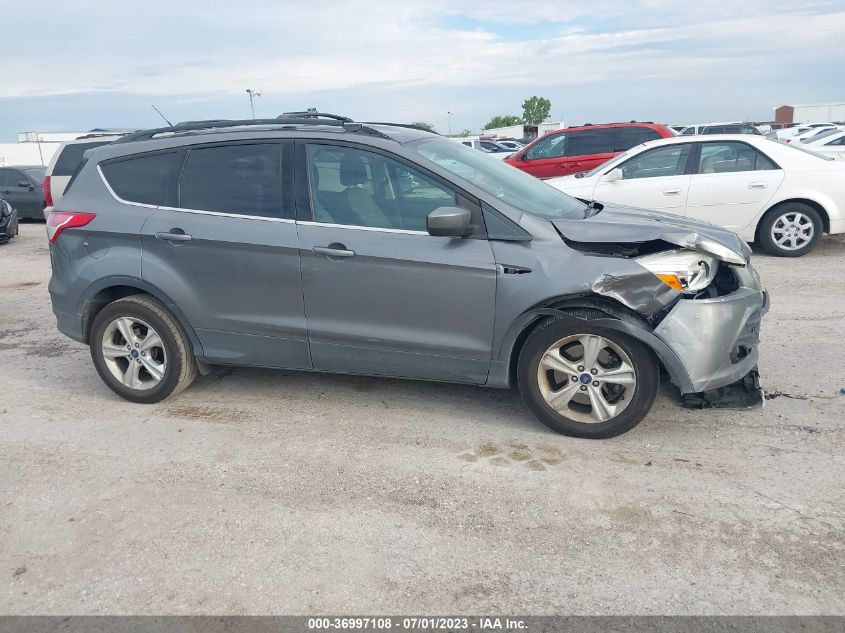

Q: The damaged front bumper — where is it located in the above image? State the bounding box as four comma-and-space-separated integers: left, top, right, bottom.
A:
654, 263, 769, 395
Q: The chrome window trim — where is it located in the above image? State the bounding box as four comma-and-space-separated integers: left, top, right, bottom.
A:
97, 164, 295, 223
297, 220, 428, 236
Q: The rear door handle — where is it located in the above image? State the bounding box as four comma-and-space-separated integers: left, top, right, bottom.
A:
155, 231, 192, 242
748, 181, 768, 189
313, 244, 355, 258
663, 188, 682, 196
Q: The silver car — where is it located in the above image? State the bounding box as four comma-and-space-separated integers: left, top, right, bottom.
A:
47, 114, 768, 438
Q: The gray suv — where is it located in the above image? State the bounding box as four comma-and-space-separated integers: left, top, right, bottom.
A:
48, 114, 768, 438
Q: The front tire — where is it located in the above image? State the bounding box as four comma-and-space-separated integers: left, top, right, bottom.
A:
90, 295, 197, 403
517, 316, 659, 438
758, 203, 822, 257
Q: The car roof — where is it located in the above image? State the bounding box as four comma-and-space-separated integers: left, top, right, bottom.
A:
551, 121, 667, 134
83, 116, 439, 162
3, 164, 45, 169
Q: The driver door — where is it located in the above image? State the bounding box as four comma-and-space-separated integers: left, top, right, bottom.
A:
511, 133, 567, 178
296, 142, 498, 384
591, 143, 693, 215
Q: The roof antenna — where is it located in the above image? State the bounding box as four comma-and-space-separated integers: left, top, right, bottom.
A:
151, 104, 173, 127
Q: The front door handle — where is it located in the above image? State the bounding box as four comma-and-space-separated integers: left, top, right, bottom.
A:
663, 188, 682, 196
748, 181, 768, 190
313, 244, 355, 258
155, 231, 192, 242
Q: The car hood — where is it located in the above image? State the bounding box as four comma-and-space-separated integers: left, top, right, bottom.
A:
551, 203, 751, 265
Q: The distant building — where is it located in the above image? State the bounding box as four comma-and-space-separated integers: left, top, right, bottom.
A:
774, 102, 845, 124
482, 121, 566, 140
1, 129, 132, 166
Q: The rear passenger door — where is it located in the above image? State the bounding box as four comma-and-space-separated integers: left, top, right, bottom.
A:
685, 141, 784, 231
138, 141, 311, 369
563, 128, 615, 174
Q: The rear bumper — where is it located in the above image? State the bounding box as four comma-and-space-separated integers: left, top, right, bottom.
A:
654, 264, 768, 394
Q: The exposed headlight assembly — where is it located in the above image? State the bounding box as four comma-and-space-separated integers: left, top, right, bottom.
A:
636, 249, 717, 294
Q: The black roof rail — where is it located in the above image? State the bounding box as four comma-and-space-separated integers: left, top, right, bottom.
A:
113, 119, 290, 144
362, 122, 442, 135
112, 114, 401, 145
277, 111, 353, 122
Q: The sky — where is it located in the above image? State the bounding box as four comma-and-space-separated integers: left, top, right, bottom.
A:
1, 0, 844, 141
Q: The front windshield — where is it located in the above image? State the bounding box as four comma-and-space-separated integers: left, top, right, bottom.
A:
407, 138, 585, 220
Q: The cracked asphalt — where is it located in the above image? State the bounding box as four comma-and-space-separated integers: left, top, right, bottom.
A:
1, 222, 843, 614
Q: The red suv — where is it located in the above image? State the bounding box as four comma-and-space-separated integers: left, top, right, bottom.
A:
505, 122, 675, 178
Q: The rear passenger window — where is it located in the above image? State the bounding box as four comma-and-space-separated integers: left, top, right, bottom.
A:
179, 144, 282, 218
614, 127, 661, 151
698, 142, 778, 173
565, 129, 614, 156
101, 152, 182, 206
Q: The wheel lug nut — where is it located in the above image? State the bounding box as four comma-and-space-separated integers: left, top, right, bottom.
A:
590, 368, 598, 375
577, 365, 584, 371
580, 385, 587, 391
135, 343, 140, 348
593, 381, 600, 387
136, 359, 141, 364
571, 376, 578, 382
141, 352, 146, 357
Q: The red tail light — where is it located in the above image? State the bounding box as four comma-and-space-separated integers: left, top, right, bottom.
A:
43, 176, 54, 207
46, 211, 96, 244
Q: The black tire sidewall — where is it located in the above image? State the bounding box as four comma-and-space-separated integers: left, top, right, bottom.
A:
759, 204, 822, 257
90, 300, 185, 404
517, 319, 659, 439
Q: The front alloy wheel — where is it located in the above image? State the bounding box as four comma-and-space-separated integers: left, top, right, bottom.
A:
518, 316, 659, 438
537, 334, 637, 424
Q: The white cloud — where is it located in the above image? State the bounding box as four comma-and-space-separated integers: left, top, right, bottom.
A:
1, 0, 843, 136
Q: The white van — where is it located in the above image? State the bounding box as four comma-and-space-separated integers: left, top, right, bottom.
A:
43, 135, 123, 217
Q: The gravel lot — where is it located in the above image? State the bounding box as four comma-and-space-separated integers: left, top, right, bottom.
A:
1, 222, 843, 615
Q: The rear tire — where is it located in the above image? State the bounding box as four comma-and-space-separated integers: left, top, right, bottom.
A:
517, 316, 659, 438
758, 203, 822, 257
90, 295, 197, 403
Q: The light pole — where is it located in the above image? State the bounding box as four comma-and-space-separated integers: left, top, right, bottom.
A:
246, 89, 261, 119
446, 111, 453, 136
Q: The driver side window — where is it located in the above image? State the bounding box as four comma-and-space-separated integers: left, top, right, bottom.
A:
525, 133, 566, 160
618, 144, 692, 179
306, 145, 456, 232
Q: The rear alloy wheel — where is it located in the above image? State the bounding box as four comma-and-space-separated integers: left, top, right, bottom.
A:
759, 204, 822, 257
518, 317, 658, 438
90, 295, 197, 403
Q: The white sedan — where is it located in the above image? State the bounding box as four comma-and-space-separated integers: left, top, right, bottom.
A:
802, 130, 845, 159
548, 134, 845, 257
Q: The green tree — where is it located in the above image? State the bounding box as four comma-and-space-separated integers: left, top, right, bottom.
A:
410, 121, 436, 132
455, 129, 473, 137
484, 115, 523, 130
522, 96, 552, 125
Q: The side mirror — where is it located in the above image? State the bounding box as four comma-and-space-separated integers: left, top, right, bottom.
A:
427, 206, 472, 237
604, 168, 623, 182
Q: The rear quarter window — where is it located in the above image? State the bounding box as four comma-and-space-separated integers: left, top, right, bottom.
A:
54, 141, 112, 176
101, 152, 182, 206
